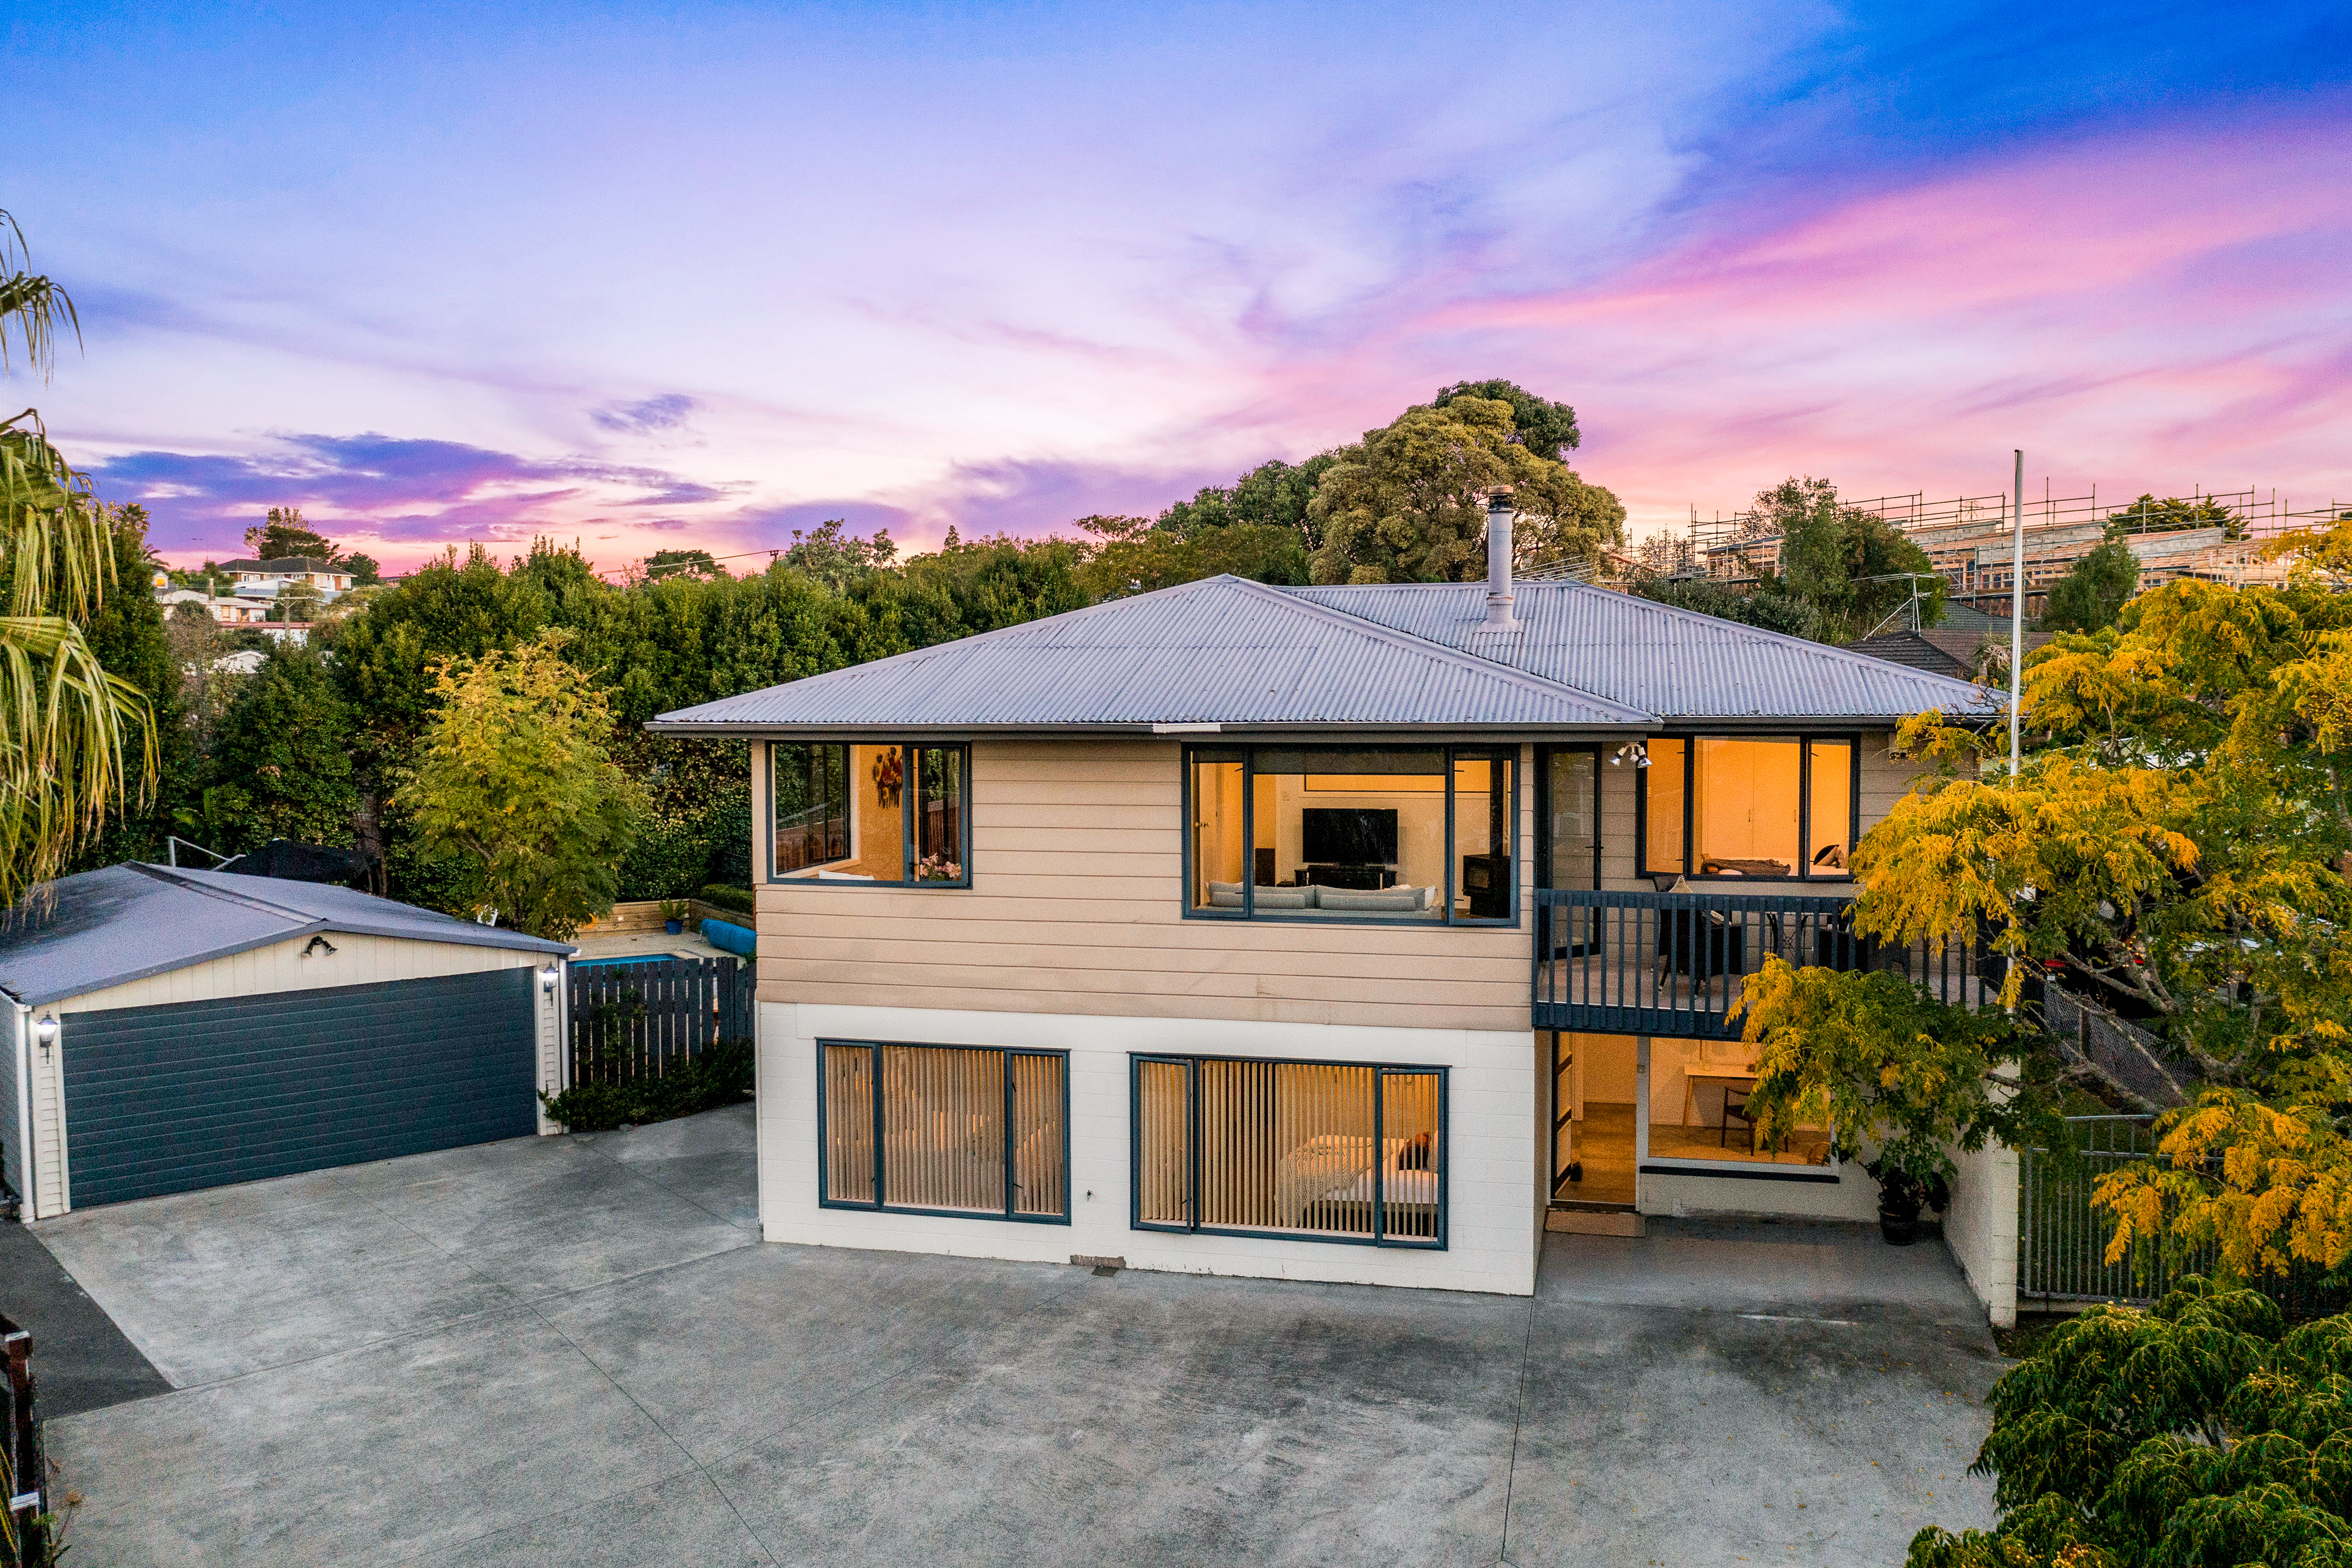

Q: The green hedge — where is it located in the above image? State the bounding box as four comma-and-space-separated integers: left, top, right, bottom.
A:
698, 883, 755, 915
541, 1038, 753, 1132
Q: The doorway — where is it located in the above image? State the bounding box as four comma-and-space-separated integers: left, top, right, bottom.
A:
1550, 1031, 1638, 1208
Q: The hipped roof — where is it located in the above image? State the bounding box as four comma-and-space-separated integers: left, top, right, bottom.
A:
649, 574, 1998, 737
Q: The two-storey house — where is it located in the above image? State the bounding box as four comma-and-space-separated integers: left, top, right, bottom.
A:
650, 500, 2016, 1320
220, 556, 355, 604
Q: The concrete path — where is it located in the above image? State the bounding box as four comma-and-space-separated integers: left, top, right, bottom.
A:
30, 1108, 2003, 1566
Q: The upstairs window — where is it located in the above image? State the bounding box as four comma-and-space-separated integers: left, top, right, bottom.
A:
1185, 745, 1517, 924
769, 741, 970, 887
1639, 736, 1856, 880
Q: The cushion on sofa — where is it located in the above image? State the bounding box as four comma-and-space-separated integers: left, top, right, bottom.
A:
1314, 885, 1432, 913
1207, 881, 1318, 910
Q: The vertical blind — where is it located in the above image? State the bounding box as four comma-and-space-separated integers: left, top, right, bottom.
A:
822, 1042, 1068, 1220
1134, 1057, 1445, 1246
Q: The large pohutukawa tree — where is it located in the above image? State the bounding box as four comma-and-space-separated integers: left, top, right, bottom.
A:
0, 207, 153, 902
1305, 395, 1626, 584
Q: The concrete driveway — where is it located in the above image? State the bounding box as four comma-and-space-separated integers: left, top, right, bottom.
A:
25, 1105, 2002, 1566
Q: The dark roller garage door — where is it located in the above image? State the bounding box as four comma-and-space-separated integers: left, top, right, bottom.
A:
62, 967, 539, 1208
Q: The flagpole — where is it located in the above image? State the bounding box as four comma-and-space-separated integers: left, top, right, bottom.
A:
2009, 448, 2025, 777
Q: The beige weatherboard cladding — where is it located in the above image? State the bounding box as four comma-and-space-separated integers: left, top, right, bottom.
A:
752, 737, 1540, 1034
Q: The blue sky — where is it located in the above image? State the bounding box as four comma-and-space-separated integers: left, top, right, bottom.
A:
6, 1, 2346, 570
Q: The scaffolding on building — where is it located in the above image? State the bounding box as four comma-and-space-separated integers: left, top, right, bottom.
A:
1678, 485, 2350, 617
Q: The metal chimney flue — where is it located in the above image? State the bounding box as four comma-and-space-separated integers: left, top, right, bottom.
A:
1484, 493, 1517, 628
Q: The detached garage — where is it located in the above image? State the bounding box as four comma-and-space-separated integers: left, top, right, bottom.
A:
1, 864, 571, 1219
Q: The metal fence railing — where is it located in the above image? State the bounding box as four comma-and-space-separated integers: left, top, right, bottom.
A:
2020, 1115, 2351, 1316
568, 955, 752, 1090
2019, 1115, 2168, 1303
2, 1313, 46, 1568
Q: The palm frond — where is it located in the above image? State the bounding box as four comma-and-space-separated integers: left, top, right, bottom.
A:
0, 614, 154, 903
1, 409, 110, 622
0, 209, 80, 378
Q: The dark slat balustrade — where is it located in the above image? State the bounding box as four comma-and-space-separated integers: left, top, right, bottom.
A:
1532, 889, 1994, 1039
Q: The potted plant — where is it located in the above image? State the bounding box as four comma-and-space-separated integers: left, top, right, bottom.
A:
1731, 957, 2058, 1249
1864, 1156, 1951, 1246
658, 898, 688, 935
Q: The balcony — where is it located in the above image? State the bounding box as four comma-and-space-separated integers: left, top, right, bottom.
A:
1531, 889, 1995, 1040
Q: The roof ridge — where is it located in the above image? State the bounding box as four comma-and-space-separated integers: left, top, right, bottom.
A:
129, 861, 323, 924
1218, 576, 1656, 722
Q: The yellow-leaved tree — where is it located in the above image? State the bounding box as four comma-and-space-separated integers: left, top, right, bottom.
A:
1839, 524, 2352, 1283
402, 630, 643, 940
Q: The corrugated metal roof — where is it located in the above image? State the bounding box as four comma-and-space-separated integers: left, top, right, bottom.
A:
1286, 582, 2001, 721
651, 575, 1653, 733
649, 572, 2004, 737
0, 865, 571, 1008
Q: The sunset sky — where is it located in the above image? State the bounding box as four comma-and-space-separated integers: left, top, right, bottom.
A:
9, 1, 2349, 575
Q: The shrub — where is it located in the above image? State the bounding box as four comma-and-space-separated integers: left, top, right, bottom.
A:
698, 883, 755, 915
541, 1038, 753, 1131
1908, 1276, 2352, 1567
617, 811, 712, 901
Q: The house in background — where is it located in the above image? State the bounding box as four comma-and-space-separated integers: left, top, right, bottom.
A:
220, 556, 355, 604
155, 582, 315, 643
1852, 602, 2051, 683
651, 500, 2022, 1321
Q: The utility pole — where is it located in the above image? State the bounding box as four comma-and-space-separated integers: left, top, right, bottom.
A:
2009, 448, 2025, 777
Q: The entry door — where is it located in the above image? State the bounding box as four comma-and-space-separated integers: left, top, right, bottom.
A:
1541, 747, 1600, 954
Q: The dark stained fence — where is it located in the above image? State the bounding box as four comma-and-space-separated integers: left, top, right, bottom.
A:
568, 956, 752, 1088
2, 1314, 44, 1568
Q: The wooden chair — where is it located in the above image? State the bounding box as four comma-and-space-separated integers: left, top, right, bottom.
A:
1721, 1087, 1757, 1153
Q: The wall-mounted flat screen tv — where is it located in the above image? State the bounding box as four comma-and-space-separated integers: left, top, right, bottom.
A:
1302, 807, 1399, 865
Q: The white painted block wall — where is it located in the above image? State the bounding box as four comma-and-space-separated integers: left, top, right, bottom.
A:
760, 1001, 1541, 1295
1945, 1140, 2020, 1327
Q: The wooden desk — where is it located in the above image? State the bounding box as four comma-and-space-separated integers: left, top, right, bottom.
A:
1682, 1070, 1757, 1129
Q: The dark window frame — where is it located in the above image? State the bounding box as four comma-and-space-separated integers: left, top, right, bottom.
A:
765, 740, 973, 889
1634, 733, 1861, 883
815, 1038, 1072, 1226
1129, 1053, 1449, 1250
1179, 744, 1520, 927
1535, 744, 1603, 892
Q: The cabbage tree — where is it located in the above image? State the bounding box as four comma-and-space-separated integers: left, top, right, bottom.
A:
0, 207, 153, 901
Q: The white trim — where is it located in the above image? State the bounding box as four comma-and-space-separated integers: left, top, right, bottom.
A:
8, 1005, 31, 1216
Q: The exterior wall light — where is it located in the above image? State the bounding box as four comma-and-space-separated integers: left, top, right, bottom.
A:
33, 1016, 58, 1054
539, 966, 560, 995
1612, 742, 1652, 769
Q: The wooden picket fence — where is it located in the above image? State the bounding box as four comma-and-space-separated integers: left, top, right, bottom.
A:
568, 956, 752, 1088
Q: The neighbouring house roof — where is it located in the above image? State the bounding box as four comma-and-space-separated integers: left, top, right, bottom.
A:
649, 574, 1999, 738
0, 865, 571, 1008
219, 557, 341, 574
1853, 626, 2054, 681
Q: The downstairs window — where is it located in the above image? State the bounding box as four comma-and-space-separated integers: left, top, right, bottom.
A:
1132, 1056, 1446, 1247
820, 1042, 1068, 1222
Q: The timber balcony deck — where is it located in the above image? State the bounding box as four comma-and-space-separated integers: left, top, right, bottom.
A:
1531, 889, 1996, 1040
